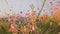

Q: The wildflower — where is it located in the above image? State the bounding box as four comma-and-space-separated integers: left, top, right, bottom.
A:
25, 12, 30, 18
26, 23, 31, 29
49, 1, 53, 5
19, 10, 23, 14
54, 6, 58, 11
14, 15, 18, 18
30, 29, 33, 32
57, 0, 60, 3
8, 24, 16, 32
51, 8, 60, 22
8, 17, 12, 21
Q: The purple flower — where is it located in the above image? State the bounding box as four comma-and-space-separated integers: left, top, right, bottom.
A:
58, 0, 60, 3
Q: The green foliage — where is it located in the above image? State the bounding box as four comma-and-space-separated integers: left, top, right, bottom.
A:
0, 26, 12, 34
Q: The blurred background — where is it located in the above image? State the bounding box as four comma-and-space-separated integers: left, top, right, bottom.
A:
0, 0, 60, 17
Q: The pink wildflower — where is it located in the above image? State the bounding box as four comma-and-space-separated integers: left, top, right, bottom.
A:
19, 10, 23, 14
54, 6, 58, 11
26, 24, 31, 28
8, 24, 16, 32
49, 1, 53, 5
25, 12, 30, 18
10, 24, 16, 32
57, 0, 60, 3
8, 17, 12, 21
31, 19, 35, 22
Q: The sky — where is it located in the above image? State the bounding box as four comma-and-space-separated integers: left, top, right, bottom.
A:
0, 0, 60, 17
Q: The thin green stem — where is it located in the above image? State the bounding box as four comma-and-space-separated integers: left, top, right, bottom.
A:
38, 0, 46, 16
